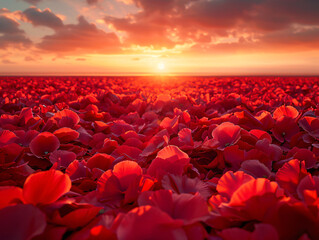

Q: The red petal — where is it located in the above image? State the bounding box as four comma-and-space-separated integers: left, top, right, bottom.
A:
49, 150, 77, 168
251, 223, 279, 240
219, 228, 251, 240
53, 127, 79, 143
216, 171, 254, 199
23, 169, 71, 205
116, 206, 186, 240
111, 145, 142, 160
97, 170, 122, 203
0, 143, 24, 164
240, 160, 273, 179
0, 186, 23, 209
172, 192, 209, 225
52, 204, 102, 229
161, 174, 211, 200
66, 160, 90, 180
299, 116, 319, 138
276, 159, 309, 196
273, 105, 299, 120
178, 128, 194, 146
228, 178, 284, 206
29, 132, 60, 157
297, 175, 319, 204
0, 130, 18, 147
0, 204, 46, 240
113, 160, 142, 190
249, 129, 272, 143
223, 145, 245, 170
157, 145, 189, 160
88, 225, 116, 240
53, 109, 80, 128
211, 122, 241, 150
87, 153, 114, 171
147, 146, 190, 181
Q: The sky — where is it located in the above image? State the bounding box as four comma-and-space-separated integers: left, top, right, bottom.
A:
0, 0, 319, 75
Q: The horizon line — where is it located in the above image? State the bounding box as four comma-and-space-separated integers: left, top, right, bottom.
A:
1, 73, 319, 77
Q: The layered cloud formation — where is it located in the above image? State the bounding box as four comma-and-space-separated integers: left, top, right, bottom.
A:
2, 0, 319, 54
105, 0, 319, 52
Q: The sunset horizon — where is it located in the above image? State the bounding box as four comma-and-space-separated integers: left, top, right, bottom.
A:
1, 0, 319, 75
2, 1, 319, 239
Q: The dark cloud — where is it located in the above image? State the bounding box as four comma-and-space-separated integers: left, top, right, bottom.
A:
0, 16, 32, 49
86, 0, 99, 5
24, 56, 37, 61
261, 27, 319, 49
0, 15, 23, 34
23, 0, 42, 5
105, 15, 176, 48
2, 59, 16, 64
109, 0, 319, 51
38, 16, 121, 54
23, 7, 64, 30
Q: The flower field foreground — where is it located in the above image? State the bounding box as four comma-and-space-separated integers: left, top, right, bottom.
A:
1, 76, 319, 240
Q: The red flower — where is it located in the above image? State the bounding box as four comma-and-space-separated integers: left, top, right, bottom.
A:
97, 160, 153, 205
29, 132, 60, 157
204, 122, 241, 150
272, 117, 300, 143
147, 145, 190, 181
52, 109, 80, 128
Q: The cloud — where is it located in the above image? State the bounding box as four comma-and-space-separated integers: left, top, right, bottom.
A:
105, 15, 176, 48
261, 26, 319, 50
108, 0, 319, 52
86, 0, 99, 5
0, 15, 32, 49
2, 59, 16, 64
38, 16, 121, 54
76, 58, 87, 61
23, 0, 42, 5
24, 56, 37, 61
23, 7, 64, 30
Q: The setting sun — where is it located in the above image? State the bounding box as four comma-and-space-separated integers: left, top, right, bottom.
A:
157, 62, 165, 71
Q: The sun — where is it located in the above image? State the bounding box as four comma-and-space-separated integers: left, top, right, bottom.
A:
157, 62, 165, 71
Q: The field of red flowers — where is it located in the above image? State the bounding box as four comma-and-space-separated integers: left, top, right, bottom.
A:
1, 76, 319, 240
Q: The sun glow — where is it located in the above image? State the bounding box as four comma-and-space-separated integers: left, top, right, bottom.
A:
157, 62, 165, 71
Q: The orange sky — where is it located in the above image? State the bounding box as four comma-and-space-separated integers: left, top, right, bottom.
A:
1, 0, 319, 75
